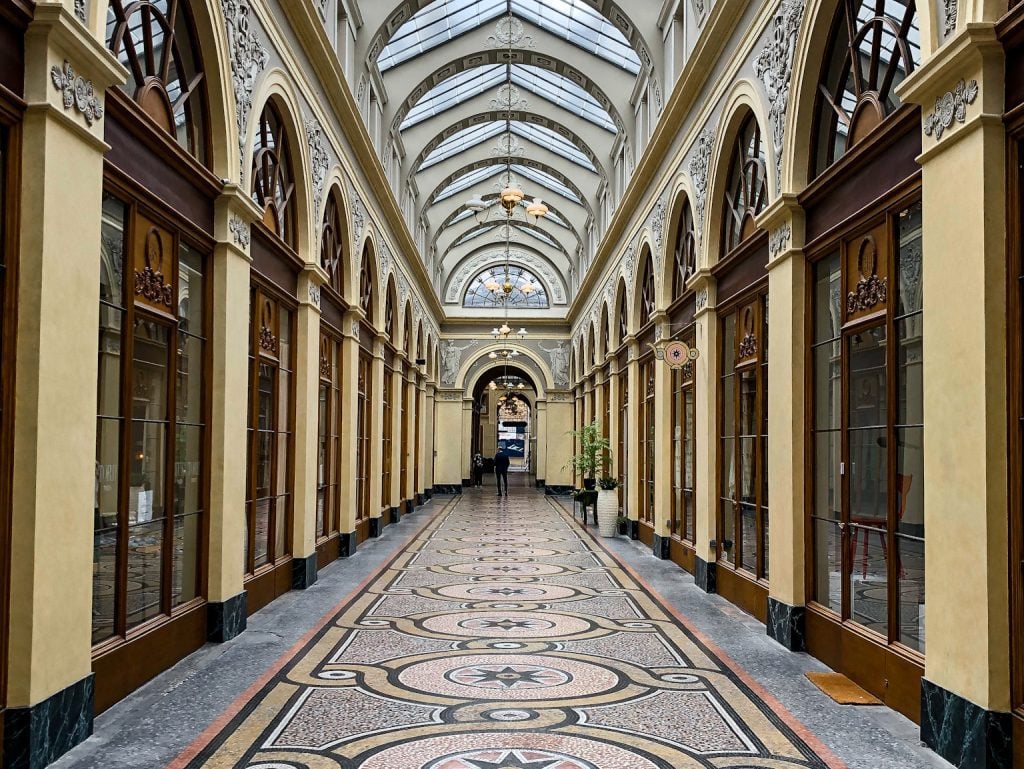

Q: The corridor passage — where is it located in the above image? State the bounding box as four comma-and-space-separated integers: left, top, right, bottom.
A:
164, 489, 842, 769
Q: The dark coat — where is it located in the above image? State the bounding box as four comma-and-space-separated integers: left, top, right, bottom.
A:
494, 450, 511, 472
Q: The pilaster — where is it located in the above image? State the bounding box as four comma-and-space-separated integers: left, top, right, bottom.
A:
625, 337, 641, 530
651, 313, 674, 557
691, 272, 719, 591
368, 335, 385, 533
337, 310, 362, 542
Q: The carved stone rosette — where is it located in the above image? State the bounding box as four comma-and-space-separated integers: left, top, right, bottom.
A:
229, 216, 250, 248
51, 61, 104, 126
923, 79, 978, 139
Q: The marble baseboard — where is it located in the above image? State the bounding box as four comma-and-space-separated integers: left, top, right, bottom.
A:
389, 506, 401, 525
340, 531, 358, 558
461, 478, 471, 488
424, 489, 433, 500
536, 478, 546, 488
766, 598, 806, 652
652, 533, 670, 560
208, 591, 247, 642
4, 674, 94, 769
404, 499, 415, 515
369, 517, 383, 538
433, 484, 463, 495
415, 493, 424, 507
291, 553, 318, 590
695, 556, 717, 594
543, 485, 573, 496
920, 679, 1013, 769
628, 520, 640, 541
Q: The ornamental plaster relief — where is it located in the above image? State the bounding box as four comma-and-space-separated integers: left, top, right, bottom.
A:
221, 0, 269, 181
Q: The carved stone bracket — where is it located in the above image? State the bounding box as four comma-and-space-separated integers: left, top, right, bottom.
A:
923, 79, 978, 139
229, 216, 250, 248
51, 61, 103, 126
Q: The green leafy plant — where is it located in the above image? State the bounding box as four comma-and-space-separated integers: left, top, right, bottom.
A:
566, 419, 611, 481
615, 514, 629, 525
598, 476, 619, 490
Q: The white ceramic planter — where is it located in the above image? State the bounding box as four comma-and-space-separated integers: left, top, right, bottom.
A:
597, 489, 618, 537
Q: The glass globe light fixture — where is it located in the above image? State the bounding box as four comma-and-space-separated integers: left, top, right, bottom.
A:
526, 197, 548, 221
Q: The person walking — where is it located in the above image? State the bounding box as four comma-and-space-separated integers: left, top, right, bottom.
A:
494, 444, 510, 497
472, 452, 484, 487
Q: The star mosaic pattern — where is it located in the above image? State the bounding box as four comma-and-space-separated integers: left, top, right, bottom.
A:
178, 491, 843, 769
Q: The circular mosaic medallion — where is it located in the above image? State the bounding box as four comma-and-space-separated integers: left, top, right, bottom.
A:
453, 547, 560, 558
436, 583, 577, 601
421, 611, 591, 639
447, 562, 564, 577
485, 709, 535, 722
457, 535, 552, 544
356, 733, 662, 769
397, 654, 617, 701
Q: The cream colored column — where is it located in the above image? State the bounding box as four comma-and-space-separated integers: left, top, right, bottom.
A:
535, 398, 548, 484
692, 273, 719, 590
290, 269, 323, 584
368, 335, 386, 535
7, 7, 123, 728
651, 314, 673, 556
416, 375, 427, 501
625, 339, 641, 529
544, 396, 575, 488
337, 311, 362, 545
898, 31, 1012, 751
761, 200, 807, 648
207, 190, 258, 632
608, 358, 622, 504
432, 392, 463, 489
403, 368, 417, 507
424, 383, 436, 493
461, 396, 474, 485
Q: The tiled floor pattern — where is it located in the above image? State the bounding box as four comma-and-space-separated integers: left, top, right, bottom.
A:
177, 489, 844, 769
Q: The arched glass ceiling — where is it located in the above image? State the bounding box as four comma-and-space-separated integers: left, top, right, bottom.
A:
464, 265, 549, 308
452, 221, 564, 249
401, 64, 616, 132
512, 164, 580, 203
433, 164, 582, 209
421, 122, 596, 172
378, 0, 641, 74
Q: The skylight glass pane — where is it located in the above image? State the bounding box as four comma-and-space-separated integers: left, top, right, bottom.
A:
434, 165, 506, 202
402, 66, 506, 129
379, 0, 505, 71
453, 223, 499, 247
512, 164, 581, 204
511, 64, 615, 132
464, 264, 549, 308
518, 226, 557, 247
420, 123, 505, 170
510, 122, 595, 170
511, 0, 640, 74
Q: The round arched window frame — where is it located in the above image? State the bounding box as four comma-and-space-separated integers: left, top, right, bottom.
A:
251, 104, 297, 249
722, 113, 768, 255
462, 265, 550, 309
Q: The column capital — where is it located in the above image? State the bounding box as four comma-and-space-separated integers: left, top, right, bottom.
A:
689, 269, 717, 319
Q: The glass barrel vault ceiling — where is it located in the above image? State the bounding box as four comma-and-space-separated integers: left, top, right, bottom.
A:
371, 0, 650, 311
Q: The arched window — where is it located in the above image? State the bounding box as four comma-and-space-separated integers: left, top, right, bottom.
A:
672, 198, 696, 299
321, 191, 344, 295
814, 0, 920, 174
359, 246, 374, 321
638, 252, 655, 328
106, 0, 208, 161
617, 286, 628, 344
384, 283, 396, 340
251, 104, 296, 248
722, 113, 768, 254
601, 307, 610, 358
403, 308, 413, 357
463, 265, 549, 308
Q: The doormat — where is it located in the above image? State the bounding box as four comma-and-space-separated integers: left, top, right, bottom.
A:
806, 672, 882, 705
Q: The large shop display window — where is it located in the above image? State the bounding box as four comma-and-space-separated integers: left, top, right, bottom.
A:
94, 192, 208, 645
671, 333, 696, 544
719, 297, 769, 581
809, 201, 925, 652
244, 291, 294, 575
317, 333, 341, 542
356, 351, 372, 526
639, 358, 656, 526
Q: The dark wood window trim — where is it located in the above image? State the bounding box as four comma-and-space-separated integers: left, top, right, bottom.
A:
721, 113, 768, 256
356, 349, 372, 531
251, 103, 297, 249
616, 351, 629, 513
638, 254, 655, 331
316, 328, 342, 544
671, 324, 697, 544
382, 361, 394, 513
639, 356, 656, 525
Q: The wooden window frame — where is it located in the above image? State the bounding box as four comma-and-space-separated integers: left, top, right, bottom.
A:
382, 361, 394, 512
356, 349, 372, 524
316, 329, 342, 542
671, 327, 697, 543
722, 114, 768, 255
639, 356, 656, 524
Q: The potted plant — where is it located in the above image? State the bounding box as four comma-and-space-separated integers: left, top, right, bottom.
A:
567, 419, 610, 491
616, 514, 629, 536
597, 476, 620, 537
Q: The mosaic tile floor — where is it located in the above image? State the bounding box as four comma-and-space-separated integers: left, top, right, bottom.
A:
174, 490, 845, 769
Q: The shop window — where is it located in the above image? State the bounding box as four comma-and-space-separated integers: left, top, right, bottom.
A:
639, 358, 656, 524
251, 104, 296, 248
359, 245, 374, 322
382, 364, 393, 510
106, 0, 209, 161
93, 191, 207, 645
316, 333, 341, 541
616, 284, 628, 344
356, 351, 372, 522
638, 252, 655, 329
719, 295, 769, 579
671, 330, 697, 542
722, 113, 768, 255
813, 0, 920, 174
810, 201, 924, 652
244, 289, 294, 574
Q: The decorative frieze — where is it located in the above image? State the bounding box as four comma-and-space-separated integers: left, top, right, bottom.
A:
351, 188, 366, 246
923, 79, 978, 139
492, 85, 528, 112
440, 340, 477, 385
688, 126, 714, 247
222, 0, 269, 180
229, 216, 250, 248
755, 0, 805, 195
306, 118, 330, 215
649, 198, 667, 268
538, 341, 570, 386
487, 15, 534, 48
51, 61, 103, 126
943, 0, 958, 37
75, 0, 87, 22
